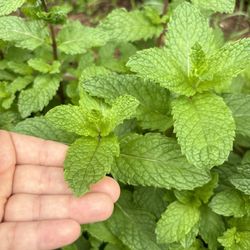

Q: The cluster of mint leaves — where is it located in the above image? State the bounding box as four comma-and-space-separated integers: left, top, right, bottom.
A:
1, 0, 250, 249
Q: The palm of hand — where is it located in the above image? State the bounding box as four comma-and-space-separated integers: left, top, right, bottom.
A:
0, 131, 120, 250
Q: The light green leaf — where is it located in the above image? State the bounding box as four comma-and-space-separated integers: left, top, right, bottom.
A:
13, 117, 77, 144
45, 105, 98, 137
112, 133, 211, 190
0, 0, 25, 16
99, 8, 162, 42
80, 66, 110, 84
107, 205, 161, 250
156, 201, 200, 244
28, 58, 61, 74
7, 61, 33, 75
166, 2, 214, 75
218, 227, 250, 250
172, 93, 235, 169
0, 16, 49, 50
127, 2, 214, 96
108, 95, 139, 132
201, 39, 250, 92
199, 206, 225, 250
18, 75, 61, 118
224, 94, 250, 138
209, 189, 246, 217
57, 21, 107, 55
84, 73, 172, 131
64, 136, 119, 196
192, 0, 235, 13
7, 76, 33, 93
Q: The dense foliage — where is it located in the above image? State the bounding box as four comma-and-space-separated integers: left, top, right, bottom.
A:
1, 0, 250, 249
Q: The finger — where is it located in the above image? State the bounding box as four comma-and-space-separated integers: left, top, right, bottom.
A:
13, 165, 120, 201
0, 220, 80, 250
10, 132, 68, 166
4, 193, 114, 224
0, 130, 16, 221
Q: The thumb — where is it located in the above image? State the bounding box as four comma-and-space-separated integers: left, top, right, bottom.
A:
0, 130, 16, 221
0, 130, 16, 172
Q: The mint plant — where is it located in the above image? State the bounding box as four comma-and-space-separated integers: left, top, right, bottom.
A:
1, 0, 250, 249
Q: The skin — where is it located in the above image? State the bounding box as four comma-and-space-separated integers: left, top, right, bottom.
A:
0, 130, 120, 250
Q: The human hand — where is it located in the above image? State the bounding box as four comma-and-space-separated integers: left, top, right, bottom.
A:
0, 130, 120, 250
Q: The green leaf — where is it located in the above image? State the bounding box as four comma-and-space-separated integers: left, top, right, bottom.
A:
85, 222, 119, 245
57, 21, 107, 55
108, 95, 139, 132
195, 173, 218, 203
201, 39, 250, 92
28, 58, 61, 74
0, 16, 49, 50
8, 76, 33, 93
13, 117, 77, 144
80, 66, 111, 83
99, 8, 162, 42
199, 206, 225, 250
224, 94, 250, 138
18, 75, 61, 118
172, 93, 235, 169
107, 205, 161, 250
156, 201, 200, 244
84, 73, 172, 131
209, 189, 246, 217
0, 110, 20, 130
133, 187, 168, 218
0, 0, 25, 16
112, 133, 211, 190
98, 42, 137, 73
127, 2, 214, 96
230, 163, 250, 195
64, 136, 119, 196
45, 104, 98, 137
218, 227, 250, 250
192, 0, 235, 13
7, 61, 33, 75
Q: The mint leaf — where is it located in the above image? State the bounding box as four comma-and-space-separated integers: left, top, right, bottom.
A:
133, 187, 168, 218
230, 151, 250, 195
0, 16, 49, 50
13, 117, 77, 144
0, 0, 25, 16
192, 0, 235, 13
85, 222, 119, 245
57, 21, 107, 55
18, 75, 61, 118
199, 206, 225, 250
202, 39, 250, 92
156, 201, 200, 244
209, 189, 246, 217
64, 136, 119, 196
99, 9, 162, 42
224, 94, 250, 138
172, 93, 235, 169
108, 95, 139, 133
127, 2, 214, 96
28, 58, 61, 74
84, 73, 172, 131
107, 205, 161, 250
45, 105, 95, 136
112, 133, 211, 190
218, 227, 250, 250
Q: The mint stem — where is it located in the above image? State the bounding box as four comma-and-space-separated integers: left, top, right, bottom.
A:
41, 0, 58, 61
